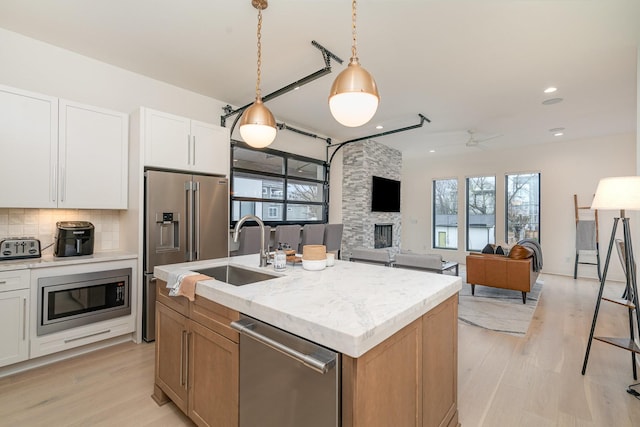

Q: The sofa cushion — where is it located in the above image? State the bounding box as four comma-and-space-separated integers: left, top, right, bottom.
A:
508, 244, 533, 260
350, 248, 392, 264
394, 253, 443, 270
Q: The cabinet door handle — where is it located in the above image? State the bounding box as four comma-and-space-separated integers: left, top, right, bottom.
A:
51, 163, 57, 202
60, 166, 66, 202
192, 135, 196, 165
180, 329, 186, 387
22, 298, 27, 341
187, 135, 191, 165
63, 329, 111, 343
185, 332, 191, 390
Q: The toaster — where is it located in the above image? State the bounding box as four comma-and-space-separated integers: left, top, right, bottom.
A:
54, 221, 95, 257
0, 237, 42, 260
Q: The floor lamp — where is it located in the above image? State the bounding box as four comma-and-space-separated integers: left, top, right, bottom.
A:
582, 176, 640, 378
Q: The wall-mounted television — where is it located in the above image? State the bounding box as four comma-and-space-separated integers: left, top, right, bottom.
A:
371, 176, 401, 212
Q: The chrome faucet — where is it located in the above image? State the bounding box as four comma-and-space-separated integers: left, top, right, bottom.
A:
233, 215, 268, 267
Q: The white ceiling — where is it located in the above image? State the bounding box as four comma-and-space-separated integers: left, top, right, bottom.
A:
0, 0, 638, 156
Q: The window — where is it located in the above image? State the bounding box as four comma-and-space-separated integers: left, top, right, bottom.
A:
466, 176, 496, 251
506, 172, 540, 244
433, 179, 458, 249
231, 143, 327, 226
267, 206, 279, 218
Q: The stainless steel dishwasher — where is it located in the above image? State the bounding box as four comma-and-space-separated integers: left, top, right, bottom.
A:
231, 315, 340, 427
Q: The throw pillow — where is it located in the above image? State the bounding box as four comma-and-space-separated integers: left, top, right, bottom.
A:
508, 244, 533, 259
495, 246, 505, 255
481, 244, 495, 254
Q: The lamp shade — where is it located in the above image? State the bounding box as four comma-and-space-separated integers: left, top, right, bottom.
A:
591, 176, 640, 210
239, 98, 277, 148
328, 59, 380, 127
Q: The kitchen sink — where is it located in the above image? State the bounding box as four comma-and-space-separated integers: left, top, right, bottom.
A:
194, 265, 279, 286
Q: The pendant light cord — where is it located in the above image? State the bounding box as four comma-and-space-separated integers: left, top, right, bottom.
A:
256, 7, 263, 100
351, 0, 358, 61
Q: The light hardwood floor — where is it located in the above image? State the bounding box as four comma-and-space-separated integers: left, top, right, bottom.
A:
1, 273, 640, 426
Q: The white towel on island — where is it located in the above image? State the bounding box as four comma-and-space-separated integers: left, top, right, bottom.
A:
167, 271, 197, 295
166, 271, 212, 301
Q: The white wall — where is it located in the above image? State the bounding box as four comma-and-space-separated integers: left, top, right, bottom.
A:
402, 133, 636, 281
0, 28, 228, 122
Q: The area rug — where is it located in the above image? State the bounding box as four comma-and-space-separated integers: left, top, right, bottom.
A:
458, 278, 544, 336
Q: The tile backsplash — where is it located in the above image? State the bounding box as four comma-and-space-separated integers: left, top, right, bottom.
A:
0, 208, 121, 255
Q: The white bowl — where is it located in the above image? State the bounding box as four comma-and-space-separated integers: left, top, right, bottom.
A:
302, 259, 327, 271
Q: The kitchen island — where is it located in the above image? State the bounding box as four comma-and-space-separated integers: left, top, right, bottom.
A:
153, 255, 462, 427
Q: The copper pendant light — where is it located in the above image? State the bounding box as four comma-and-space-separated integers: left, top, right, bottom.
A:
239, 0, 277, 148
328, 0, 380, 127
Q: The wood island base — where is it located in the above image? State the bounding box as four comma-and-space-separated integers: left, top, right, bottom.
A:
153, 277, 459, 427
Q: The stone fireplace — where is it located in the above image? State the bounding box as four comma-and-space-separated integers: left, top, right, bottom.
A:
341, 140, 402, 258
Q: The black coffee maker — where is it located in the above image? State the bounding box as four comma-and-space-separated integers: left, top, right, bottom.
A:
54, 221, 95, 257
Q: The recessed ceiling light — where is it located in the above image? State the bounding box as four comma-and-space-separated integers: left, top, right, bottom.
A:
542, 98, 563, 105
544, 87, 557, 93
376, 125, 383, 130
553, 132, 564, 137
429, 149, 435, 153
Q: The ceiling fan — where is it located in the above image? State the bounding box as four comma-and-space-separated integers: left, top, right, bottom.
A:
466, 130, 502, 148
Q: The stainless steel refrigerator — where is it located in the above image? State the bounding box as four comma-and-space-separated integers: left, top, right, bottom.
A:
143, 169, 229, 342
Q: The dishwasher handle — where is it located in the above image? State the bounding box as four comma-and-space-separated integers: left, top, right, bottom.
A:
231, 318, 336, 374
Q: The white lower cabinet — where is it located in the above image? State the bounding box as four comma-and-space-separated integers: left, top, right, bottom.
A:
29, 316, 134, 358
0, 270, 30, 368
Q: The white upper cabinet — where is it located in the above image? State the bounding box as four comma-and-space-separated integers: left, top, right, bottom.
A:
190, 119, 230, 176
142, 108, 229, 176
0, 85, 128, 209
0, 85, 58, 208
59, 100, 128, 209
143, 108, 191, 169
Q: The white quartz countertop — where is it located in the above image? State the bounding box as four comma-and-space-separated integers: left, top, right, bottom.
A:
155, 254, 461, 358
0, 251, 137, 272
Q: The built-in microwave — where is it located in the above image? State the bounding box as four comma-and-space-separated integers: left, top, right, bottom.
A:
37, 268, 131, 336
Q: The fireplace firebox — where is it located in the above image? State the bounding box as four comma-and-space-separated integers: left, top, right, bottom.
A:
374, 224, 393, 249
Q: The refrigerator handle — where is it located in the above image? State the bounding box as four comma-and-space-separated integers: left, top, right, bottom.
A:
194, 180, 201, 260
186, 181, 194, 261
